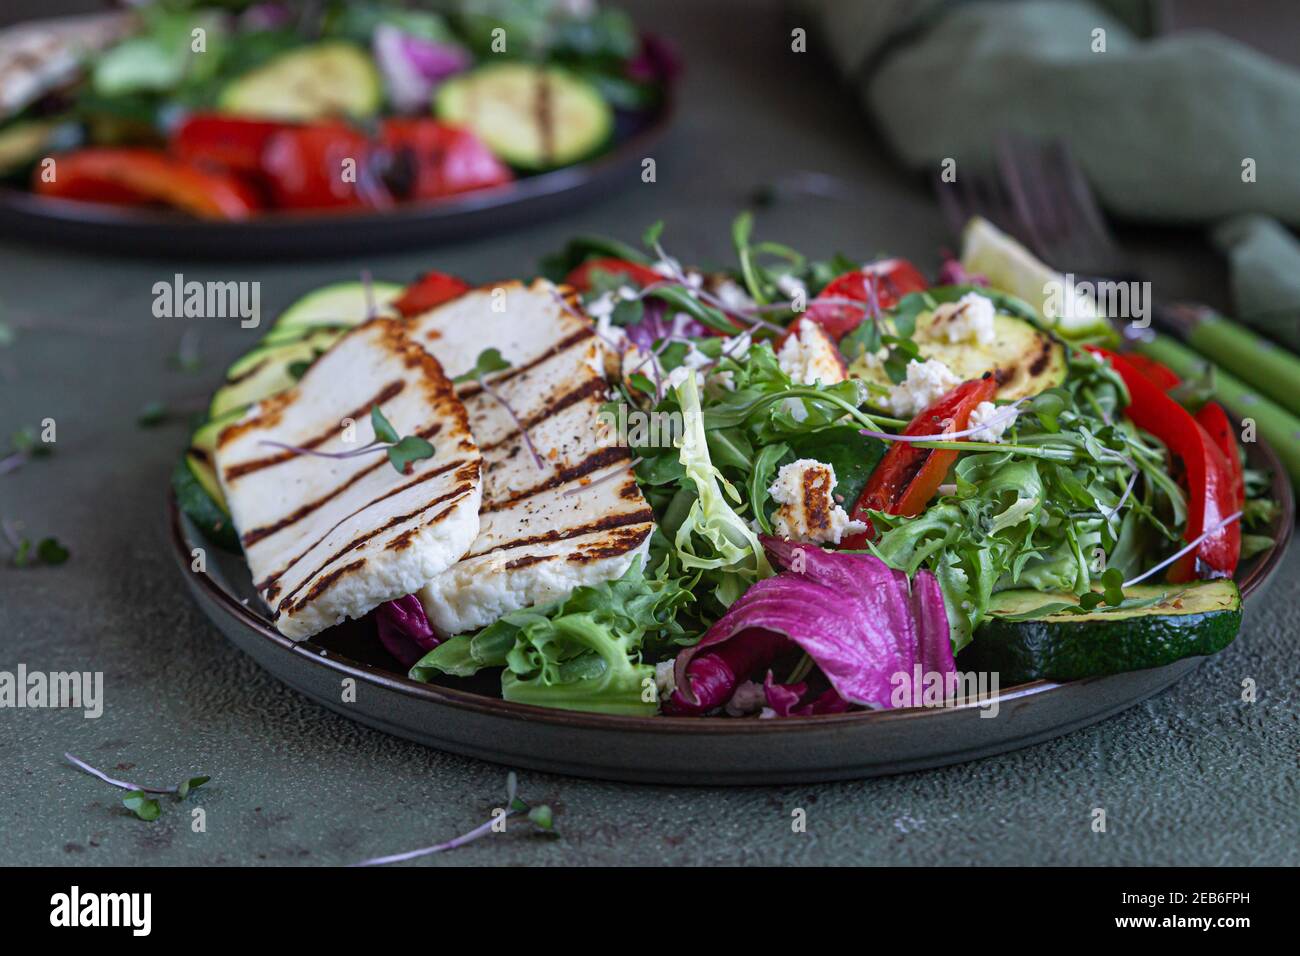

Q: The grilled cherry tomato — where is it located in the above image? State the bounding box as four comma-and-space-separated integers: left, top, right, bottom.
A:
841, 375, 997, 548
1087, 347, 1239, 581
33, 148, 260, 219
806, 258, 928, 340
564, 257, 663, 292
392, 270, 471, 317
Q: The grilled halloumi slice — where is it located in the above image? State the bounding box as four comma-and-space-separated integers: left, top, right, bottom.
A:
214, 318, 483, 640
406, 279, 656, 635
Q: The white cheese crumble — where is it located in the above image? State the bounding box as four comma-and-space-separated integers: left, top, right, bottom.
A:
776, 273, 807, 302
720, 329, 752, 361
768, 458, 867, 545
967, 400, 1018, 442
713, 278, 756, 312
927, 292, 996, 346
654, 660, 677, 699
885, 358, 961, 418
777, 319, 846, 386
665, 365, 695, 393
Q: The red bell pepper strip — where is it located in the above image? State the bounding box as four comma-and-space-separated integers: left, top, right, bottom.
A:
1087, 347, 1239, 581
170, 114, 289, 175
841, 375, 997, 548
564, 257, 664, 292
1122, 353, 1181, 391
1194, 401, 1245, 509
806, 258, 928, 340
33, 148, 260, 219
392, 270, 471, 317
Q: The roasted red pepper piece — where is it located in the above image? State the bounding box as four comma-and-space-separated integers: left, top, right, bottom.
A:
841, 376, 997, 548
260, 120, 513, 210
806, 258, 928, 340
259, 121, 375, 209
170, 114, 288, 175
33, 148, 260, 219
564, 257, 664, 292
392, 270, 471, 317
378, 119, 513, 201
1087, 347, 1239, 581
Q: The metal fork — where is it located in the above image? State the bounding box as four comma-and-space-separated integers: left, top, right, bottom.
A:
934, 132, 1132, 280
934, 132, 1187, 334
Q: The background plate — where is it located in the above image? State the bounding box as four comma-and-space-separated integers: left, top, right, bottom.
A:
0, 103, 671, 260
171, 428, 1293, 785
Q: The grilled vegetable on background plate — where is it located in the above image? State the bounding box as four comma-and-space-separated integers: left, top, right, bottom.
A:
176, 214, 1278, 717
0, 1, 673, 217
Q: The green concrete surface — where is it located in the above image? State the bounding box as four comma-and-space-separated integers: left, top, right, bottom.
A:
1, 0, 1296, 866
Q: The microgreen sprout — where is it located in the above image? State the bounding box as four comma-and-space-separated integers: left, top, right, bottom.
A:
351, 772, 556, 866
2, 518, 68, 567
456, 349, 544, 471
259, 405, 435, 475
64, 753, 209, 821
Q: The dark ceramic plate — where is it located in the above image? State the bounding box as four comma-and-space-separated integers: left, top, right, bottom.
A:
0, 103, 671, 260
170, 437, 1293, 784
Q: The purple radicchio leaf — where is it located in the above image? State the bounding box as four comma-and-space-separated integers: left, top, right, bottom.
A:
375, 594, 441, 668
665, 538, 955, 715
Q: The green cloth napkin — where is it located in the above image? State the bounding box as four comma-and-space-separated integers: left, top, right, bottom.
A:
796, 0, 1300, 338
1213, 215, 1300, 352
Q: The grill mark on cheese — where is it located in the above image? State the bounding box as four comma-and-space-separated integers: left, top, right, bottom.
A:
240, 425, 452, 548
275, 558, 367, 622
256, 462, 478, 593
481, 445, 631, 512
267, 484, 477, 611
222, 380, 406, 481
567, 525, 654, 563
477, 377, 609, 453
468, 506, 655, 560
453, 327, 594, 398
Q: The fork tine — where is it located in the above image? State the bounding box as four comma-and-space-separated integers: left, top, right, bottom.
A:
1053, 140, 1124, 273
932, 168, 970, 239
995, 132, 1052, 262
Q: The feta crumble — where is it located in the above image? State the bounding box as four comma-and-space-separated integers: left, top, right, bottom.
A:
884, 358, 961, 418
777, 319, 846, 386
768, 458, 868, 545
927, 292, 996, 346
654, 660, 677, 699
713, 278, 756, 312
775, 273, 807, 302
967, 400, 1018, 442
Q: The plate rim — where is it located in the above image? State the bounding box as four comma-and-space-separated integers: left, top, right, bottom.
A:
168, 427, 1293, 735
